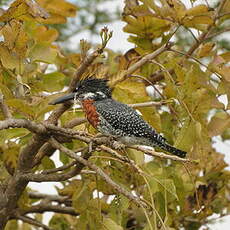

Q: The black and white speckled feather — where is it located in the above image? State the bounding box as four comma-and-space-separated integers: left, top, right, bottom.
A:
94, 99, 186, 158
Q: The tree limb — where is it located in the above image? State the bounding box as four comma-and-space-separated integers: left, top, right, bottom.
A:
22, 203, 78, 216
110, 42, 174, 86
0, 93, 12, 119
28, 192, 70, 205
16, 215, 52, 230
48, 137, 148, 209
129, 146, 194, 163
23, 147, 92, 182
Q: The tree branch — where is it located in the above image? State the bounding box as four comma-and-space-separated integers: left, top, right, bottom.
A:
16, 215, 52, 230
48, 137, 148, 209
23, 203, 78, 216
129, 101, 166, 108
64, 117, 87, 128
0, 93, 12, 119
41, 160, 77, 174
110, 42, 174, 86
205, 27, 230, 40
0, 118, 46, 133
129, 145, 194, 163
28, 192, 70, 205
23, 147, 92, 182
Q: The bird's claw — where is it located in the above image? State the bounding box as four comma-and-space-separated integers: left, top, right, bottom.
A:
113, 141, 126, 151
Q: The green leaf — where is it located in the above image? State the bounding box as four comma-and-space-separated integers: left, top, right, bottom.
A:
174, 119, 196, 152
29, 42, 57, 63
5, 220, 18, 230
42, 72, 66, 92
185, 4, 209, 16
2, 142, 19, 175
58, 179, 82, 197
103, 217, 123, 230
41, 156, 55, 170
49, 214, 71, 230
6, 98, 35, 118
208, 112, 230, 137
0, 128, 29, 145
72, 182, 93, 212
0, 45, 21, 71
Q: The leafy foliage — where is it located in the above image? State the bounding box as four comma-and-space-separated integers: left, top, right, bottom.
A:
0, 0, 230, 230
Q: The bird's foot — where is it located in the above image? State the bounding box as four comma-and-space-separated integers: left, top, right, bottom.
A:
113, 141, 126, 151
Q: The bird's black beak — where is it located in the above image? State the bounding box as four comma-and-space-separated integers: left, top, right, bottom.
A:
49, 92, 76, 105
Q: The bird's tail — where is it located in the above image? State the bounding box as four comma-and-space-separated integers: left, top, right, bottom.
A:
152, 135, 187, 158
159, 142, 186, 158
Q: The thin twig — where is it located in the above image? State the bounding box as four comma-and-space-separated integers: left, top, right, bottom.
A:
41, 160, 77, 174
110, 42, 174, 86
129, 101, 166, 108
205, 27, 230, 40
16, 215, 52, 230
170, 48, 222, 79
129, 145, 194, 163
0, 94, 12, 119
23, 147, 92, 182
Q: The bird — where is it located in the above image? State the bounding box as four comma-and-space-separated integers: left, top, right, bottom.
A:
50, 77, 186, 158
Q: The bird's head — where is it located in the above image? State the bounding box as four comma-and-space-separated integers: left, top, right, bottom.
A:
49, 78, 112, 105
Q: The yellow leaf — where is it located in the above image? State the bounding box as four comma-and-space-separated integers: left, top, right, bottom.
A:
220, 52, 230, 62
0, 45, 20, 70
191, 15, 213, 25
217, 66, 230, 82
29, 42, 57, 63
34, 26, 59, 43
0, 0, 28, 22
38, 13, 67, 24
183, 15, 213, 28
103, 218, 123, 230
197, 42, 215, 58
186, 4, 209, 16
37, 0, 77, 17
174, 119, 196, 152
208, 112, 230, 137
113, 79, 149, 104
0, 19, 29, 58
123, 15, 171, 38
0, 0, 49, 22
6, 98, 35, 118
2, 142, 19, 175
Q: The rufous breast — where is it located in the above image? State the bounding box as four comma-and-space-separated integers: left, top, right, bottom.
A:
81, 99, 99, 129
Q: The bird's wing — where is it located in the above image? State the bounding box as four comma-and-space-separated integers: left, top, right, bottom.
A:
95, 99, 156, 138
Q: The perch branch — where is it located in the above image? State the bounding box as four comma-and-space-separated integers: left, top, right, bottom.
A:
16, 215, 52, 230
49, 137, 148, 209
129, 145, 194, 163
